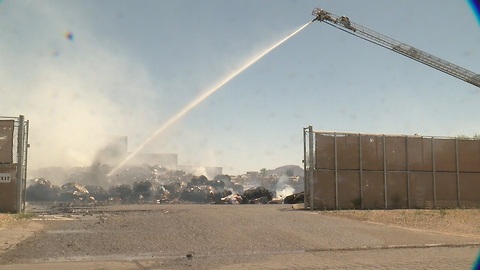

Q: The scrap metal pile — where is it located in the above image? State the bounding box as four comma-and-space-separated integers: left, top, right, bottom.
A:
26, 165, 304, 205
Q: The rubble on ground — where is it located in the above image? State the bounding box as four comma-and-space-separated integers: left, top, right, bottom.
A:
60, 182, 91, 201
26, 165, 304, 205
242, 186, 272, 204
283, 191, 304, 204
26, 178, 61, 201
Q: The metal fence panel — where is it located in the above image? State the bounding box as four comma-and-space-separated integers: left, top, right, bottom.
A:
337, 135, 360, 170
460, 173, 480, 207
362, 171, 385, 209
0, 116, 29, 213
435, 173, 458, 208
433, 139, 456, 172
0, 120, 14, 164
307, 128, 480, 210
409, 172, 434, 208
361, 135, 384, 171
315, 135, 334, 170
458, 140, 480, 173
0, 165, 17, 212
386, 172, 408, 209
313, 170, 336, 209
337, 171, 360, 209
407, 137, 433, 171
385, 137, 407, 171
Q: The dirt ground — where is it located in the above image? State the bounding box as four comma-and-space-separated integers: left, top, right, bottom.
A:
318, 208, 480, 239
0, 206, 480, 238
1, 205, 480, 269
2, 207, 480, 239
0, 214, 32, 229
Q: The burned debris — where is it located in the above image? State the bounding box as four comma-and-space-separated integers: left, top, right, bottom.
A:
26, 178, 61, 201
242, 187, 272, 204
60, 182, 91, 202
108, 184, 133, 203
283, 191, 304, 204
26, 165, 304, 205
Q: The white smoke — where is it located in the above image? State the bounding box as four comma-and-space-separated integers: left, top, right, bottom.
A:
275, 175, 295, 198
0, 3, 158, 174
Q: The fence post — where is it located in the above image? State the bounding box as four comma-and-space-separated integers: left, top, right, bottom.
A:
22, 120, 29, 212
334, 133, 338, 210
308, 126, 314, 211
432, 137, 437, 208
383, 135, 387, 209
16, 115, 25, 213
359, 133, 363, 209
455, 138, 460, 208
405, 135, 410, 209
303, 127, 308, 210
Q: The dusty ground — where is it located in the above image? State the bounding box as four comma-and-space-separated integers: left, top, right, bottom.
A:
1, 205, 479, 269
1, 207, 480, 239
318, 208, 480, 239
0, 214, 32, 229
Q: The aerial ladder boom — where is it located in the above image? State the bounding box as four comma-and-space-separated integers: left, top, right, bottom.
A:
311, 8, 480, 88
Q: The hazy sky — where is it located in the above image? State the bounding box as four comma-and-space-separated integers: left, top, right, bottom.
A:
1, 0, 479, 176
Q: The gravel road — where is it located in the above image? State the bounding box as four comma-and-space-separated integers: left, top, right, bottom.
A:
1, 204, 479, 269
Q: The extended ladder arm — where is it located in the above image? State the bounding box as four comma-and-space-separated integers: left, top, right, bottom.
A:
312, 8, 480, 88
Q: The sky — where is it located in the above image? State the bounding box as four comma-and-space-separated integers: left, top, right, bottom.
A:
1, 0, 479, 176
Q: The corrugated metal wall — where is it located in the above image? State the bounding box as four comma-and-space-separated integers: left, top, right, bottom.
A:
306, 130, 480, 209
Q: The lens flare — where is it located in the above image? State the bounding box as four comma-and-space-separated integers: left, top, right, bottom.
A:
107, 21, 314, 177
468, 0, 480, 25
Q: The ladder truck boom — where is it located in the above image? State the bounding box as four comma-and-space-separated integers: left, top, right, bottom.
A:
311, 8, 480, 88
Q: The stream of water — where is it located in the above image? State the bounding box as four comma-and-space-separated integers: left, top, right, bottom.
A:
107, 21, 313, 177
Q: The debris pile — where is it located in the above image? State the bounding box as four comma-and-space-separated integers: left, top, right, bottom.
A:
26, 165, 304, 205
60, 182, 92, 202
283, 191, 304, 204
26, 178, 61, 201
242, 187, 272, 204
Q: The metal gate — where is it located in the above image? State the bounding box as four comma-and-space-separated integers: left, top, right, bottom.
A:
304, 126, 480, 210
0, 115, 29, 213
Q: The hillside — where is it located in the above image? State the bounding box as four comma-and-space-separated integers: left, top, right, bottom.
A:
268, 165, 304, 177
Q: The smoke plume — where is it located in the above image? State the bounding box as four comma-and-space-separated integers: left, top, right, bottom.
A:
0, 2, 157, 176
